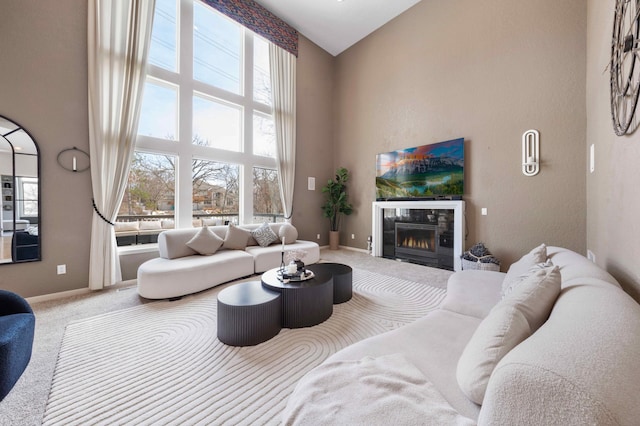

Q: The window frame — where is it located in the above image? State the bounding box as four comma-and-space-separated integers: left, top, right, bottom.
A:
135, 0, 280, 229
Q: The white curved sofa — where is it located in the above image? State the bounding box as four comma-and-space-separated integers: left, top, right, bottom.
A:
137, 223, 319, 300
283, 246, 640, 425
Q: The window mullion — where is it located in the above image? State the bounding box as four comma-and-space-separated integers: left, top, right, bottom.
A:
177, 0, 194, 228
241, 31, 254, 225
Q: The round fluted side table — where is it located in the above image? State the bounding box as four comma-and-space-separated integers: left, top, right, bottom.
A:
217, 281, 281, 346
261, 267, 333, 328
306, 263, 353, 304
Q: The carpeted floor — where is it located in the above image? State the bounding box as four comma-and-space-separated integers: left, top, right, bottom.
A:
0, 248, 453, 426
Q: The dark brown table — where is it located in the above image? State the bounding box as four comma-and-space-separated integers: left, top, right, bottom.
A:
305, 263, 353, 304
217, 281, 281, 346
261, 267, 333, 328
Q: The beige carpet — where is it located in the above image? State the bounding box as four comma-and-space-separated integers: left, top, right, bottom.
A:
41, 268, 446, 426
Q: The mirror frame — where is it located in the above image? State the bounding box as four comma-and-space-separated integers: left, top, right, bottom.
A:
0, 115, 41, 264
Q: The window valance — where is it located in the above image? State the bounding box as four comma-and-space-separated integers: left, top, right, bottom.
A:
202, 0, 298, 57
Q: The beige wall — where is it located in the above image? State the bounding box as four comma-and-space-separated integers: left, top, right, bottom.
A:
0, 0, 92, 298
291, 36, 335, 245
334, 0, 588, 268
586, 2, 640, 302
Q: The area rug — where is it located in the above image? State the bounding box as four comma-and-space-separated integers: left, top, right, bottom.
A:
42, 268, 447, 426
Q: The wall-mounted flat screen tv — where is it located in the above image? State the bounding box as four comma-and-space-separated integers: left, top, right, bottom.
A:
375, 138, 464, 200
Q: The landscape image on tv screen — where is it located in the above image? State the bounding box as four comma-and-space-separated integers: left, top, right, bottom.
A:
375, 138, 464, 200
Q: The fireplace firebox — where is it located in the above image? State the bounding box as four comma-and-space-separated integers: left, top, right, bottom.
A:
372, 201, 465, 271
395, 223, 437, 264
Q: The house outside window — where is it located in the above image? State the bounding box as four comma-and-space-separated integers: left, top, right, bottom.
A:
118, 0, 283, 236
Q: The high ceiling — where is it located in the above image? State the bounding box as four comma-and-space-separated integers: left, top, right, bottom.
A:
253, 0, 422, 56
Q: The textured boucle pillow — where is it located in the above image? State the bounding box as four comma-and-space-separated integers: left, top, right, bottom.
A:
502, 260, 553, 297
251, 222, 279, 247
457, 304, 531, 405
223, 223, 251, 250
186, 225, 223, 255
501, 244, 547, 296
278, 223, 298, 244
498, 263, 561, 332
457, 263, 561, 405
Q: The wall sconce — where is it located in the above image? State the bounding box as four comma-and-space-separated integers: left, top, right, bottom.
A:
57, 146, 90, 173
522, 129, 540, 176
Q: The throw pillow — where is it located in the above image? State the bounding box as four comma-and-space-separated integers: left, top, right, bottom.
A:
251, 222, 279, 247
186, 225, 223, 255
278, 223, 298, 244
456, 304, 531, 405
498, 264, 561, 332
501, 244, 548, 296
223, 223, 251, 250
502, 260, 553, 297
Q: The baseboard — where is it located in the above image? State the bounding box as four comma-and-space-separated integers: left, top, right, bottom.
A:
339, 245, 369, 254
25, 280, 138, 303
320, 245, 370, 254
26, 287, 91, 304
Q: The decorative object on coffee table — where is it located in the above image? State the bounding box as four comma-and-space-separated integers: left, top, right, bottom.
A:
306, 263, 353, 304
217, 281, 281, 346
321, 167, 353, 250
261, 267, 333, 328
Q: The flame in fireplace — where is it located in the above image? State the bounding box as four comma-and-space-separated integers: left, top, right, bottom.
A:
399, 236, 430, 250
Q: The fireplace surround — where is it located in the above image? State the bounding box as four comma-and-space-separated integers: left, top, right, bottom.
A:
372, 200, 465, 271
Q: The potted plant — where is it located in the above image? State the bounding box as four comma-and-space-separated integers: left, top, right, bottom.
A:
321, 167, 353, 250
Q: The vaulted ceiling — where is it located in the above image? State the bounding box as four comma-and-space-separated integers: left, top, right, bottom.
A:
253, 0, 422, 56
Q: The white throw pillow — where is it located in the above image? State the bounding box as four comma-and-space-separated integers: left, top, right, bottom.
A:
501, 244, 547, 296
498, 264, 561, 332
250, 222, 279, 247
457, 305, 531, 405
502, 260, 553, 297
186, 225, 223, 255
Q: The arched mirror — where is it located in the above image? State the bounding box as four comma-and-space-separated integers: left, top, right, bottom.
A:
0, 115, 40, 264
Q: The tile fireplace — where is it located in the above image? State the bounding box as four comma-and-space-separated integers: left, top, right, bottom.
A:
372, 200, 465, 271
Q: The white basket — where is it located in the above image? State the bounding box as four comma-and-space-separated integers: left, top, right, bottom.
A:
461, 255, 500, 272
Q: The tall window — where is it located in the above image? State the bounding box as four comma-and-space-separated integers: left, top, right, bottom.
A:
120, 0, 283, 230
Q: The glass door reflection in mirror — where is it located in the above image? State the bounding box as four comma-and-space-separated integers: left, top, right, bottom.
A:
0, 115, 40, 264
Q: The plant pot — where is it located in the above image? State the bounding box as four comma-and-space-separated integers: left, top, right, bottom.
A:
329, 231, 340, 250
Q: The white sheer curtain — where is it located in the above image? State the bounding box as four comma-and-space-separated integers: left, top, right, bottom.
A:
269, 44, 297, 221
87, 0, 155, 289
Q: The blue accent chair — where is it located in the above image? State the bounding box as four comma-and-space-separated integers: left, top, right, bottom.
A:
0, 290, 35, 401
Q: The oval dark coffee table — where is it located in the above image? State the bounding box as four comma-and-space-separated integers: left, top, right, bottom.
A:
261, 267, 333, 328
305, 263, 353, 304
217, 281, 281, 346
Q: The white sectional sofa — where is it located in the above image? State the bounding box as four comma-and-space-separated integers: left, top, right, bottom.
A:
283, 246, 640, 425
137, 223, 319, 300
